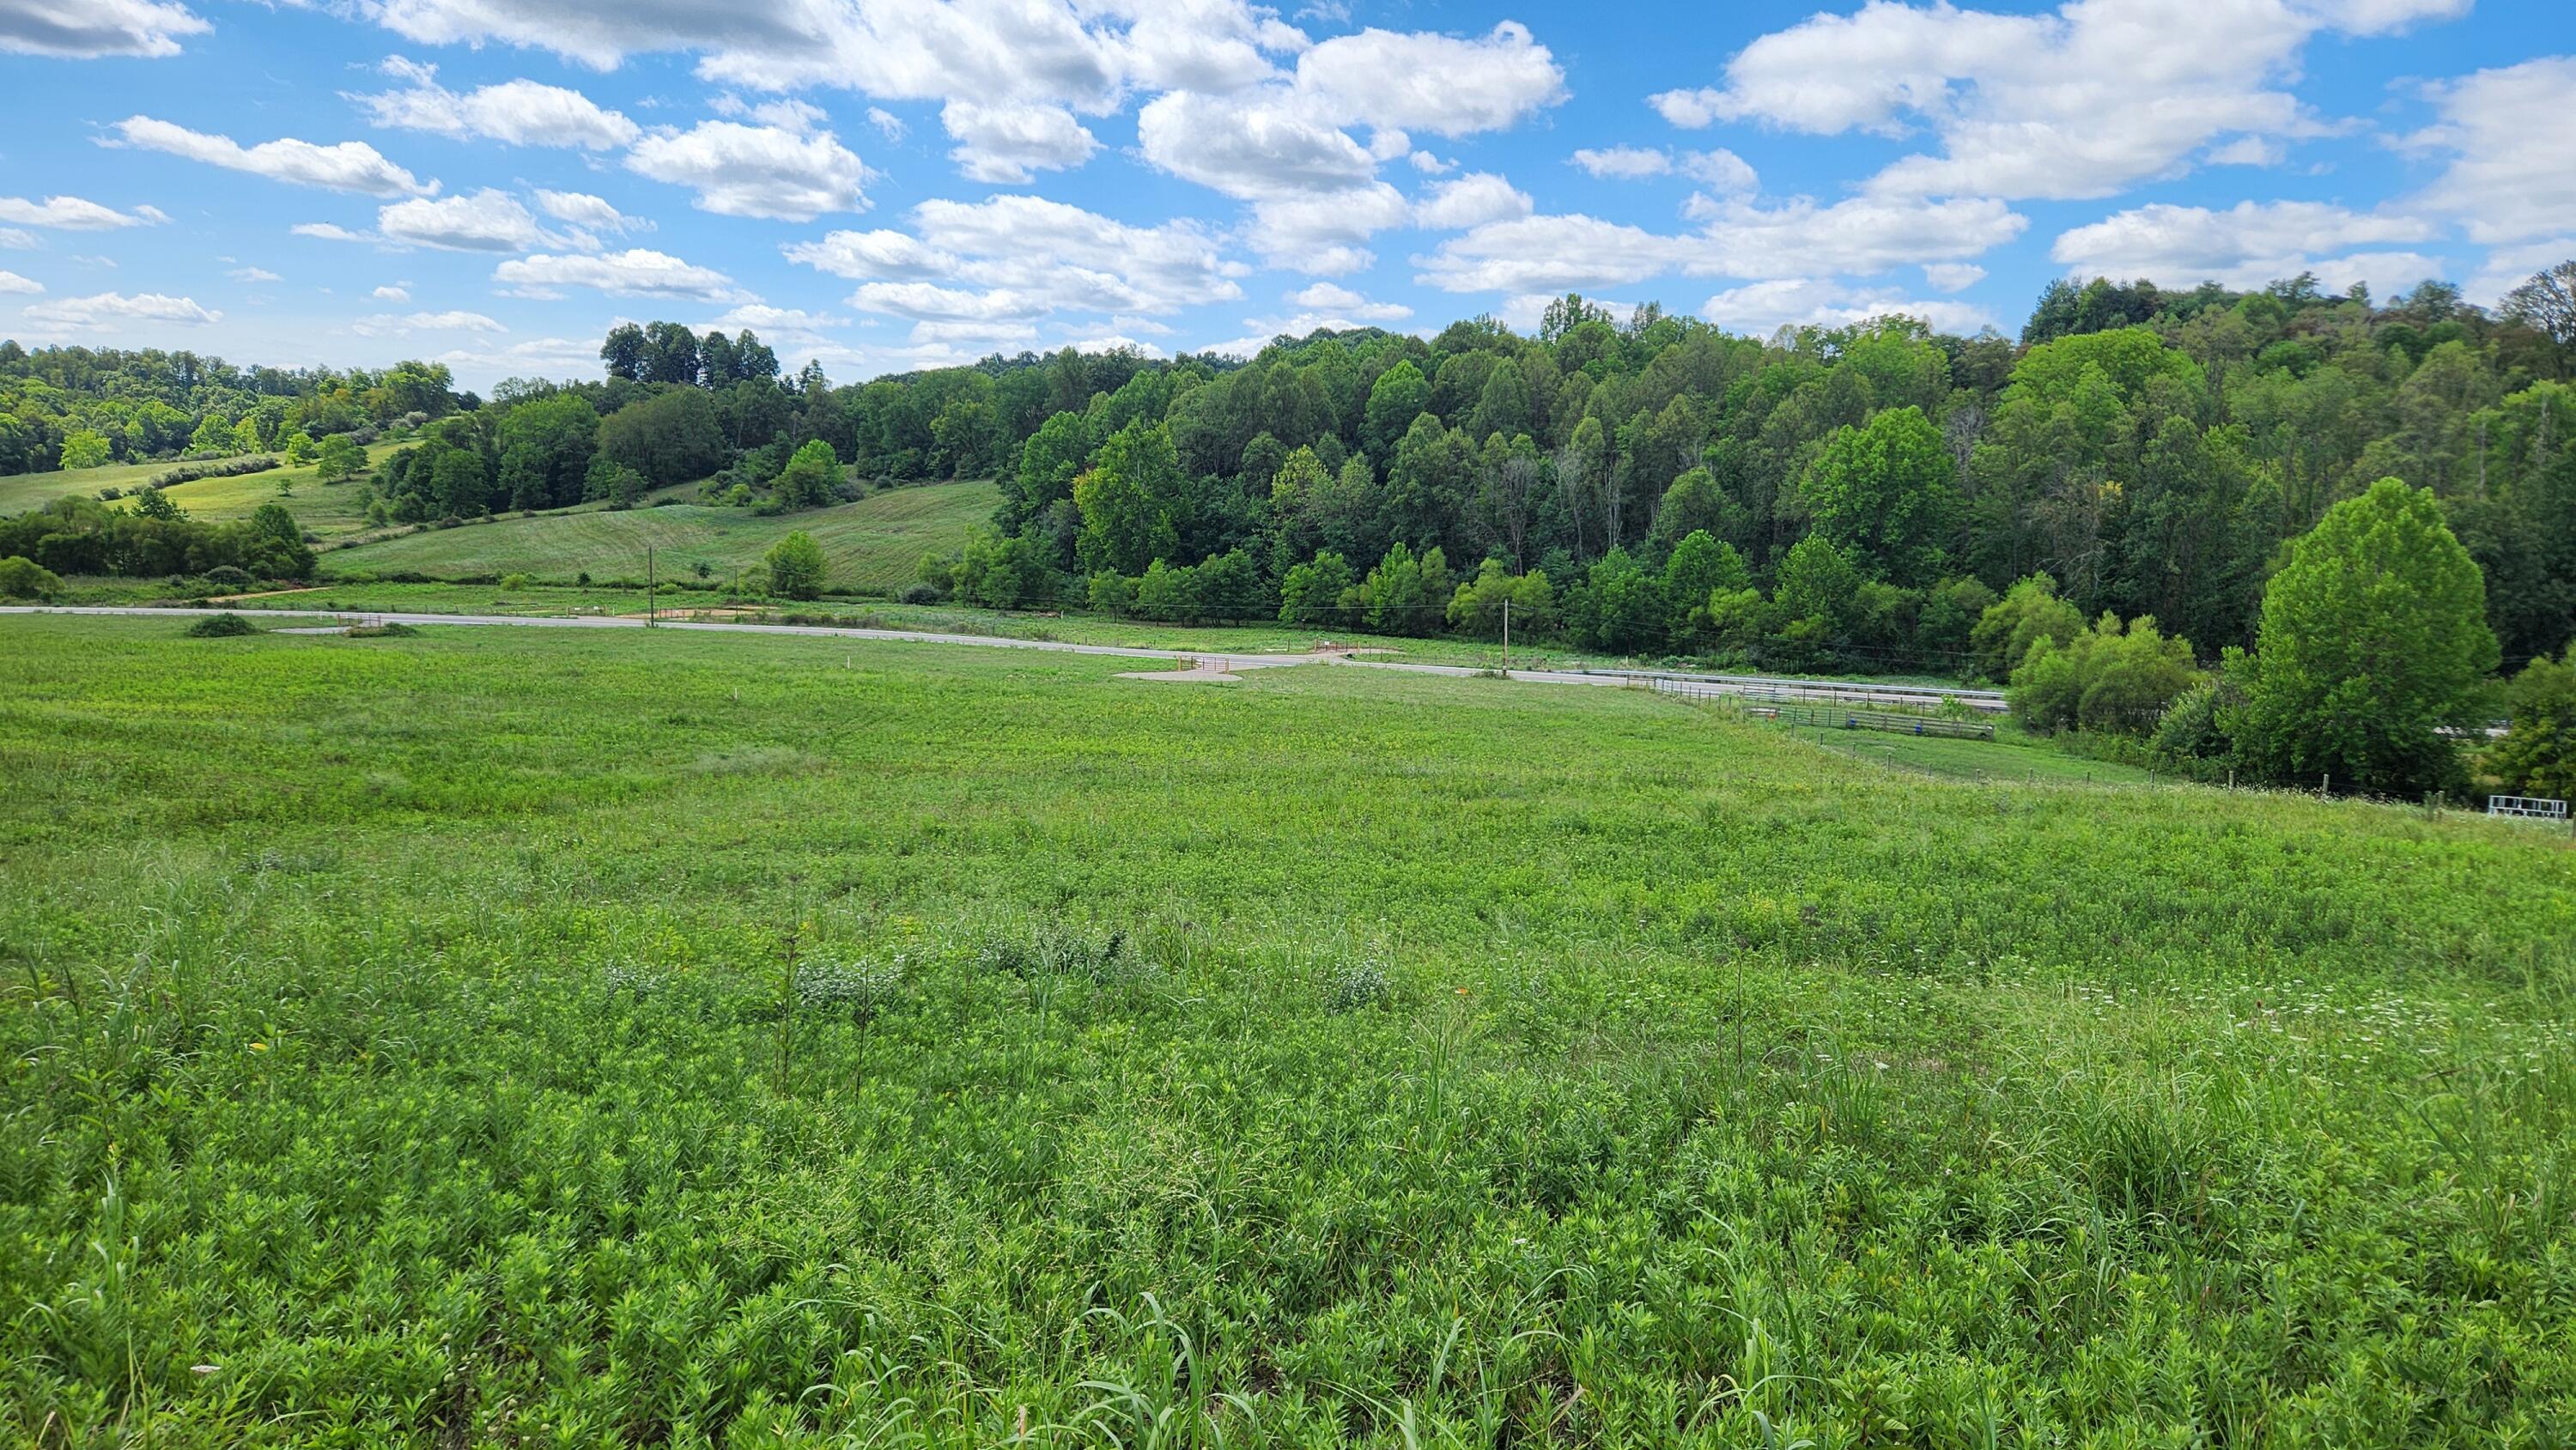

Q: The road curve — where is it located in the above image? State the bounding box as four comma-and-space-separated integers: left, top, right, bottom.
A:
0, 604, 1996, 707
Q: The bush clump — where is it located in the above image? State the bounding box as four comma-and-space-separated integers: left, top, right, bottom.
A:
185, 613, 259, 637
0, 555, 64, 601
150, 455, 280, 488
794, 960, 902, 1022
1324, 960, 1391, 1012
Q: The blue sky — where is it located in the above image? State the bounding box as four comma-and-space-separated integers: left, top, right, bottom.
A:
0, 0, 2567, 390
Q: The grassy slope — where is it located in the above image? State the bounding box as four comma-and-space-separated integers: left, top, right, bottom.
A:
0, 616, 2569, 1446
0, 444, 404, 537
323, 479, 999, 592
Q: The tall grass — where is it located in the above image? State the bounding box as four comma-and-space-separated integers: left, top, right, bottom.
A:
0, 616, 2568, 1445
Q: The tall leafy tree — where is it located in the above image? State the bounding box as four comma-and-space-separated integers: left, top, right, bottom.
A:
1797, 405, 1959, 585
2229, 479, 2500, 793
1072, 422, 1188, 577
1362, 361, 1430, 462
2487, 649, 2576, 800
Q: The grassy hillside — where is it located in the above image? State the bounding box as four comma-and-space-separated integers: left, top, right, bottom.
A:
1, 615, 2568, 1446
0, 455, 195, 514
323, 478, 998, 592
0, 444, 402, 537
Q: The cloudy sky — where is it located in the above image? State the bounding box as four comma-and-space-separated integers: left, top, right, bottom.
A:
0, 0, 2564, 389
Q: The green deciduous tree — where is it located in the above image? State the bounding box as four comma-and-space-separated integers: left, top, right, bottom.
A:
187, 414, 234, 457
60, 429, 112, 470
2485, 649, 2576, 801
1072, 422, 1187, 577
1446, 557, 1556, 638
2228, 478, 2500, 794
773, 438, 843, 510
1362, 361, 1430, 461
1355, 541, 1451, 637
1568, 547, 1665, 654
599, 388, 726, 487
1662, 530, 1748, 642
495, 396, 598, 509
1279, 550, 1357, 628
1971, 573, 2085, 683
763, 530, 827, 600
1797, 405, 1958, 585
315, 433, 368, 483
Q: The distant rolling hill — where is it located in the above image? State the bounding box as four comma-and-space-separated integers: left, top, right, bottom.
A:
322, 478, 999, 594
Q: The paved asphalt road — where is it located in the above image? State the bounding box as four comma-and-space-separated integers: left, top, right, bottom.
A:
1, 604, 2002, 708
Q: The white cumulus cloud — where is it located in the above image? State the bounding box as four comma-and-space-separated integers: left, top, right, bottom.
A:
0, 194, 167, 229
1291, 22, 1564, 137
354, 58, 639, 150
377, 190, 554, 252
939, 100, 1099, 184
494, 248, 753, 302
1571, 146, 1671, 180
1414, 173, 1533, 231
2050, 200, 2442, 293
626, 120, 869, 221
109, 116, 434, 197
23, 289, 220, 330
533, 190, 648, 233
1416, 195, 2026, 294
1700, 277, 1997, 336
0, 0, 208, 58
1648, 0, 2467, 202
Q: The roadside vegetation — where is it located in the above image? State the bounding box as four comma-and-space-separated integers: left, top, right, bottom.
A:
1, 616, 2570, 1446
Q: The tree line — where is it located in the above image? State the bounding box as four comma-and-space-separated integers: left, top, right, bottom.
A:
0, 341, 461, 476
9, 263, 2573, 798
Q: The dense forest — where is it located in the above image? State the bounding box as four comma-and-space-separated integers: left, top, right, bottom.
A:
891, 276, 2574, 673
6, 264, 2574, 795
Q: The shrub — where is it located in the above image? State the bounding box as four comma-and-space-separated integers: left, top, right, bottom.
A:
2008, 613, 2202, 736
1324, 961, 1390, 1012
0, 555, 64, 600
896, 581, 942, 605
185, 613, 258, 637
1971, 573, 2085, 683
150, 455, 280, 488
793, 960, 902, 1022
501, 573, 534, 592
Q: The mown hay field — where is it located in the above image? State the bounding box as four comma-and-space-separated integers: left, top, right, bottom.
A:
0, 615, 2569, 1447
322, 479, 999, 592
0, 446, 403, 534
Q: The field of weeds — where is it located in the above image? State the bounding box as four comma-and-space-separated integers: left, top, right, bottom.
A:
0, 615, 2569, 1446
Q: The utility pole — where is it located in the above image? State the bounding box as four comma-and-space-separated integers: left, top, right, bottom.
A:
1502, 598, 1510, 675
646, 544, 656, 628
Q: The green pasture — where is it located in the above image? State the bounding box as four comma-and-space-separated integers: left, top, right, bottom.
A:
323, 479, 999, 593
0, 615, 2567, 1446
